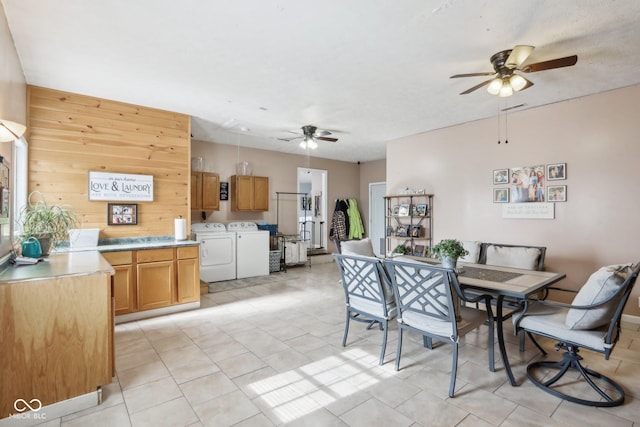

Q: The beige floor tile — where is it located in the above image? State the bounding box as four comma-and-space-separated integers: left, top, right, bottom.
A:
192, 389, 260, 427
129, 397, 198, 427
231, 413, 276, 426
116, 348, 161, 372
395, 390, 468, 427
117, 360, 171, 390
445, 386, 518, 425
552, 400, 633, 427
122, 377, 182, 414
500, 405, 565, 427
61, 403, 131, 427
217, 352, 267, 379
180, 372, 239, 406
339, 398, 413, 427
201, 339, 249, 361
263, 349, 312, 372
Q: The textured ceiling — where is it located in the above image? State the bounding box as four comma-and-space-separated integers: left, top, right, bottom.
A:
3, 0, 640, 162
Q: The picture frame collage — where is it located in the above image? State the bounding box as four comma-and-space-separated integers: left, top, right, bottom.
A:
492, 163, 567, 203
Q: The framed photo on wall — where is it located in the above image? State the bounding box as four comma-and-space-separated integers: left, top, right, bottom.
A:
493, 188, 509, 203
108, 203, 138, 225
493, 168, 509, 185
547, 163, 566, 180
547, 185, 567, 202
396, 224, 408, 237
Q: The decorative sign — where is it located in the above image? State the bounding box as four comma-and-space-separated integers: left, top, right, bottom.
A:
88, 171, 154, 201
220, 182, 229, 201
502, 202, 554, 219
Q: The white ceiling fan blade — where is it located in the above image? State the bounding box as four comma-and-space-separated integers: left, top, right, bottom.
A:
506, 45, 534, 68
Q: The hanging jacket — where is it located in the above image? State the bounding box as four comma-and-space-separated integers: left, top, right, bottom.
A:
330, 210, 347, 240
347, 198, 365, 239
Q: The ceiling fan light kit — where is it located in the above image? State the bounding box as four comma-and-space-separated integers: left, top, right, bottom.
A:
280, 124, 338, 150
451, 45, 577, 97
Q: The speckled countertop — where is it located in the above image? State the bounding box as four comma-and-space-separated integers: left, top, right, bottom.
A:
54, 235, 199, 253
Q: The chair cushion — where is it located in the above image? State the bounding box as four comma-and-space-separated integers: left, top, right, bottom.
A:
485, 245, 541, 270
341, 238, 376, 257
460, 240, 482, 263
565, 264, 634, 330
515, 304, 611, 352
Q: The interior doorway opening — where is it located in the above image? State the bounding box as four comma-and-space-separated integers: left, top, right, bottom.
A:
297, 167, 328, 252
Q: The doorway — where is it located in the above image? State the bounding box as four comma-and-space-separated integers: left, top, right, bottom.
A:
297, 167, 328, 251
369, 182, 386, 257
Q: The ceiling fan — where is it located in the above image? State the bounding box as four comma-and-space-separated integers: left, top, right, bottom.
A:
278, 125, 338, 149
450, 45, 578, 97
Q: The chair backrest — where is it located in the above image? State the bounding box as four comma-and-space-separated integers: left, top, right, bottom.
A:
384, 258, 461, 337
479, 242, 547, 271
599, 263, 639, 350
333, 253, 393, 318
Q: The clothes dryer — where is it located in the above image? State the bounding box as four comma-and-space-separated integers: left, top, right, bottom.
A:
191, 223, 236, 282
227, 222, 269, 279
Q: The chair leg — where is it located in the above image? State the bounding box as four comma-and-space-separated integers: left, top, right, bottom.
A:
526, 346, 625, 407
395, 327, 403, 371
519, 330, 526, 352
449, 343, 458, 398
379, 320, 388, 365
423, 336, 433, 349
342, 310, 350, 347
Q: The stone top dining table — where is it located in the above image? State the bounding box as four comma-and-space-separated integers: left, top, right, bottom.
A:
406, 256, 566, 385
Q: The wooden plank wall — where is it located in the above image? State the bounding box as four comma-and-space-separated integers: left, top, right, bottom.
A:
27, 86, 191, 238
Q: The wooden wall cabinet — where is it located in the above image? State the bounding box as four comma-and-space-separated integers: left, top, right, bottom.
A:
191, 171, 220, 211
230, 175, 269, 211
103, 246, 200, 316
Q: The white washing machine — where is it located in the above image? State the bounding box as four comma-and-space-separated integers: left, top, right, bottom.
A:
191, 223, 236, 282
227, 222, 269, 279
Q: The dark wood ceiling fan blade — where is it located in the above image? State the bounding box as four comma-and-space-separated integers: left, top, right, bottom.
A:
459, 78, 494, 95
315, 130, 332, 136
450, 72, 495, 78
316, 136, 338, 142
521, 54, 578, 73
278, 136, 301, 142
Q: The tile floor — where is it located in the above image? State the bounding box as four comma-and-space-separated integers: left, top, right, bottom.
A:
36, 262, 640, 426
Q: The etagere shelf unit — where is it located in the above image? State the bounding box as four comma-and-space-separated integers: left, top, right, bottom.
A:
384, 194, 433, 257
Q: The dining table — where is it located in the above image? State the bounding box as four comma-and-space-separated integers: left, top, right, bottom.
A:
407, 256, 566, 386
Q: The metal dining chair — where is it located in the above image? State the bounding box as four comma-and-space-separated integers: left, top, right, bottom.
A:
384, 258, 493, 397
513, 262, 639, 406
333, 253, 397, 365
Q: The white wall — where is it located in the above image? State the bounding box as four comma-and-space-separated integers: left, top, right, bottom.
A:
0, 5, 26, 122
387, 85, 640, 315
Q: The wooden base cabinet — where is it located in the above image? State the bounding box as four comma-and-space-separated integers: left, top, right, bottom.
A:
230, 175, 269, 211
177, 246, 200, 303
103, 251, 135, 315
191, 171, 220, 211
103, 246, 199, 316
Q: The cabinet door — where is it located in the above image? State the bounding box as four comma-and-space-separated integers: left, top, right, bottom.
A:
177, 258, 199, 303
235, 175, 254, 211
253, 176, 269, 211
201, 172, 220, 211
137, 261, 174, 310
112, 264, 135, 315
191, 171, 202, 210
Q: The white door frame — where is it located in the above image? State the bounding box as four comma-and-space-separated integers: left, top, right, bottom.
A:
369, 181, 386, 257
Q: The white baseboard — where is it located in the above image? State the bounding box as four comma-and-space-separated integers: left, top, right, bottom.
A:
115, 301, 200, 324
622, 314, 640, 325
1, 390, 99, 426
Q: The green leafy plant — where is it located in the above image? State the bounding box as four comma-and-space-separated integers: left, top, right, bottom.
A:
392, 243, 411, 255
18, 191, 78, 253
431, 239, 468, 260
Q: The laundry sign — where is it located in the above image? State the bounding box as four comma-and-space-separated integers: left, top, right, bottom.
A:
88, 171, 154, 201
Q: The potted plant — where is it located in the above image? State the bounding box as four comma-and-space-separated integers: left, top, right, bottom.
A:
392, 243, 411, 255
432, 239, 468, 269
18, 191, 78, 256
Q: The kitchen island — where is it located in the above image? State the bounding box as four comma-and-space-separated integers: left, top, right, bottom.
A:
0, 251, 114, 421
